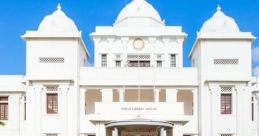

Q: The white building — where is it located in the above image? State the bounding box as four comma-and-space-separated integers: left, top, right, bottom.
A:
0, 1, 259, 136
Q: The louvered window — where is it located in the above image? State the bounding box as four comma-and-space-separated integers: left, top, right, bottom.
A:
46, 86, 58, 114
0, 97, 8, 120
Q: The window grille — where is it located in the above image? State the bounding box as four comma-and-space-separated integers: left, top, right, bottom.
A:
127, 54, 150, 60
214, 59, 239, 65
39, 57, 64, 63
101, 54, 107, 67
221, 134, 233, 136
221, 87, 232, 92
157, 61, 162, 67
46, 86, 58, 92
0, 97, 8, 120
170, 54, 176, 67
157, 55, 162, 59
115, 61, 121, 67
115, 55, 121, 59
46, 134, 57, 136
128, 61, 150, 67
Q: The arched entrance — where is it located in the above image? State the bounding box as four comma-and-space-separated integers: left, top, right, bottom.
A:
105, 118, 173, 136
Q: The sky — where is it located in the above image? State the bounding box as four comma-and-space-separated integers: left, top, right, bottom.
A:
0, 0, 259, 75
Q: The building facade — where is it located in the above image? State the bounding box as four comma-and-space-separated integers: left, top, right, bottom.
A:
0, 1, 259, 136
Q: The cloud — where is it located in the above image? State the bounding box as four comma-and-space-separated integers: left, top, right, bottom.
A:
252, 46, 259, 63
253, 66, 259, 76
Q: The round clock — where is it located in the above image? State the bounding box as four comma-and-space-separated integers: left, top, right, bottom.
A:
133, 38, 144, 50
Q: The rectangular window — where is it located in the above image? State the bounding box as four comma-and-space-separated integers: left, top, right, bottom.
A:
128, 61, 150, 67
170, 54, 176, 67
221, 94, 232, 114
101, 54, 107, 67
221, 134, 233, 136
156, 61, 162, 67
46, 134, 57, 136
115, 61, 121, 67
252, 97, 254, 121
0, 97, 8, 120
24, 96, 26, 120
47, 94, 58, 114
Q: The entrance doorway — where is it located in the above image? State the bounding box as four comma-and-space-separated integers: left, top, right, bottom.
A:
105, 119, 173, 136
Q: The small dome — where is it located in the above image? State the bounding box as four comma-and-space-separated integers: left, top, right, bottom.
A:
38, 4, 79, 33
115, 0, 162, 24
200, 5, 240, 33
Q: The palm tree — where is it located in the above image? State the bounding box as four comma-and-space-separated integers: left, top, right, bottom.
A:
0, 121, 4, 126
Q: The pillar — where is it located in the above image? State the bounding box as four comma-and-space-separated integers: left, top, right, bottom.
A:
26, 85, 34, 136
173, 124, 183, 136
192, 88, 198, 116
9, 94, 21, 135
166, 89, 178, 103
60, 86, 69, 136
154, 89, 160, 102
160, 127, 166, 136
101, 89, 113, 102
80, 88, 86, 115
236, 87, 250, 136
35, 86, 43, 136
119, 89, 125, 102
210, 87, 219, 136
112, 128, 119, 136
255, 92, 259, 136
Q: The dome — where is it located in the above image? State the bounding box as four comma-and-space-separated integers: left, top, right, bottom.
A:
200, 5, 240, 33
38, 4, 79, 33
115, 0, 162, 24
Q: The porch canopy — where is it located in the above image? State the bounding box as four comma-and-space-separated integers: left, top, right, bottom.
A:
105, 118, 174, 136
105, 118, 174, 128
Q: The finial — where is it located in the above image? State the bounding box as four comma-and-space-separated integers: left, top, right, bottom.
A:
57, 3, 62, 10
217, 4, 221, 11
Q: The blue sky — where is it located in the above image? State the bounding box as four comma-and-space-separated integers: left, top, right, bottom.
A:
0, 0, 258, 75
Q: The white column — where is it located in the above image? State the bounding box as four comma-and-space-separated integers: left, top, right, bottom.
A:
160, 127, 165, 136
80, 88, 86, 115
166, 89, 178, 103
112, 128, 119, 136
236, 87, 250, 136
173, 124, 183, 136
60, 86, 69, 136
255, 92, 259, 136
101, 89, 113, 102
154, 89, 160, 102
192, 88, 198, 116
119, 89, 125, 102
26, 85, 35, 136
210, 87, 219, 136
97, 123, 106, 136
9, 94, 20, 135
35, 86, 43, 136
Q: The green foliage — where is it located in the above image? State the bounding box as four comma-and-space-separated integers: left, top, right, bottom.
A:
0, 121, 4, 126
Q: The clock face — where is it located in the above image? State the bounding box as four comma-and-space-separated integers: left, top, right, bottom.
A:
133, 38, 144, 50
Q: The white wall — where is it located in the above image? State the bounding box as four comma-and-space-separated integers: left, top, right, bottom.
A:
92, 26, 185, 68
26, 39, 80, 78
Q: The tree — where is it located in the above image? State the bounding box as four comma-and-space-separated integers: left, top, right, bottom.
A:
0, 121, 4, 126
